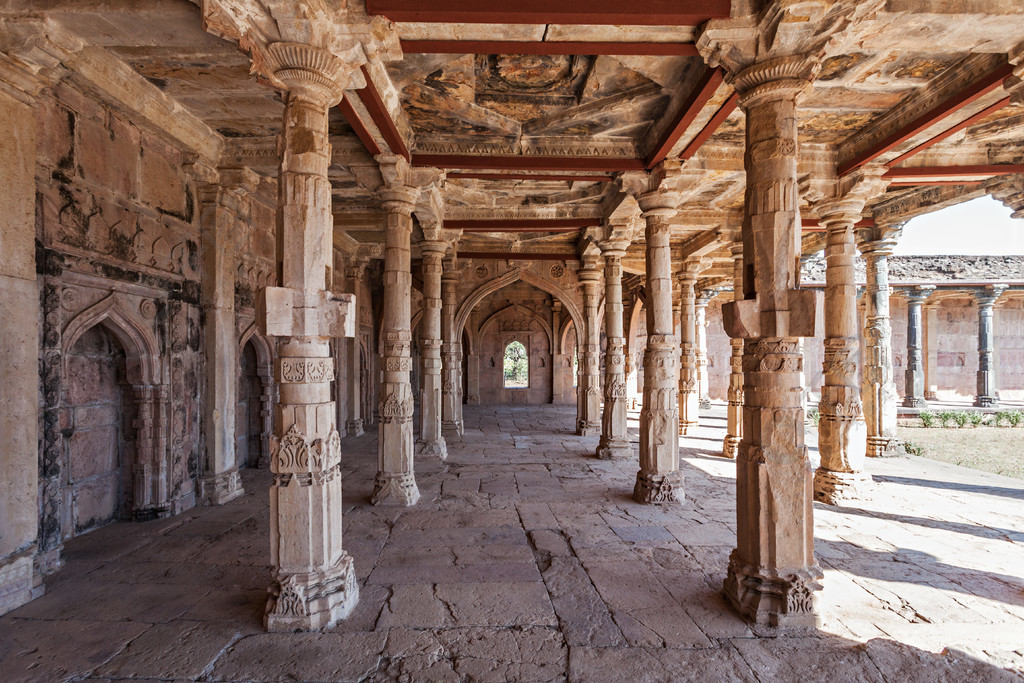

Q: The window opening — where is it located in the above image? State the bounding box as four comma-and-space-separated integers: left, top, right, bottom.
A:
503, 340, 529, 388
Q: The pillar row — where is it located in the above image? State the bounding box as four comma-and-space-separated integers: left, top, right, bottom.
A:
722, 242, 744, 459
678, 267, 699, 435
441, 262, 466, 427
344, 258, 369, 436
695, 288, 716, 409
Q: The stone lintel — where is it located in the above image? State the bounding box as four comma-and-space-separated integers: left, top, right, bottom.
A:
722, 289, 822, 339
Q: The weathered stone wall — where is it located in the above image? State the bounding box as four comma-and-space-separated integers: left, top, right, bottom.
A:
997, 300, 1024, 400
35, 82, 204, 561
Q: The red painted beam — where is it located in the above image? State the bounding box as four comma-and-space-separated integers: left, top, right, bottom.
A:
401, 40, 699, 56
337, 94, 382, 156
887, 180, 986, 186
413, 154, 645, 172
884, 164, 1024, 178
887, 97, 1012, 167
447, 172, 613, 182
458, 251, 579, 260
838, 62, 1015, 177
679, 91, 739, 161
646, 68, 724, 169
366, 0, 731, 26
355, 65, 409, 161
460, 227, 584, 233
447, 218, 599, 229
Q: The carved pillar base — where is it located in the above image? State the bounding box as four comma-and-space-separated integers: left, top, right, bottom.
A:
345, 419, 365, 437
633, 470, 684, 505
0, 550, 39, 616
596, 440, 632, 460
371, 471, 421, 506
903, 396, 928, 408
577, 421, 601, 437
924, 390, 938, 401
723, 551, 823, 628
867, 435, 902, 458
266, 553, 359, 632
974, 395, 998, 408
198, 469, 244, 506
813, 469, 871, 506
415, 438, 448, 459
721, 435, 741, 460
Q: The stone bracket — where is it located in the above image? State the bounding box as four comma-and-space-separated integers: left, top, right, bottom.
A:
722, 289, 822, 339
261, 287, 356, 339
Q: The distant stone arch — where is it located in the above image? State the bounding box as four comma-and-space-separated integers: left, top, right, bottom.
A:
238, 323, 274, 468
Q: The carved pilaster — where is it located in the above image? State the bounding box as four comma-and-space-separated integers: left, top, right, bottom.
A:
678, 266, 700, 435
695, 288, 717, 410
441, 257, 465, 430
344, 256, 370, 436
596, 242, 631, 460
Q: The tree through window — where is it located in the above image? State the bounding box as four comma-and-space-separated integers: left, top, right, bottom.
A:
503, 340, 528, 388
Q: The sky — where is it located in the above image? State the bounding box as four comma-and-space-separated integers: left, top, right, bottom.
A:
893, 196, 1024, 255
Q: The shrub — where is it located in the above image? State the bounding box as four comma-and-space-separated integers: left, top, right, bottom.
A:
903, 441, 925, 457
807, 408, 820, 426
967, 411, 985, 428
919, 410, 936, 428
1007, 410, 1023, 428
951, 411, 970, 428
936, 410, 955, 427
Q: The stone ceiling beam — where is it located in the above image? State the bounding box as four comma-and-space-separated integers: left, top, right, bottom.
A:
645, 67, 726, 169
364, 0, 732, 26
399, 40, 700, 56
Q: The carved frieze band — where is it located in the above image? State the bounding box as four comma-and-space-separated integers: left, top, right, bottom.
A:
277, 358, 335, 383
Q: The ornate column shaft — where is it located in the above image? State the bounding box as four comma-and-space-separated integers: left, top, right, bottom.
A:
975, 285, 1007, 407
695, 290, 716, 409
814, 201, 870, 504
858, 228, 901, 457
634, 186, 682, 504
678, 266, 700, 435
416, 240, 447, 458
344, 258, 368, 436
719, 61, 823, 627
441, 262, 467, 425
596, 242, 631, 459
577, 256, 603, 436
372, 164, 421, 506
259, 43, 360, 631
550, 299, 563, 403
903, 286, 934, 408
198, 170, 256, 505
723, 242, 744, 459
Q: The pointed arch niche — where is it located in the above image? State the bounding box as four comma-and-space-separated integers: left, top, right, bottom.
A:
61, 293, 170, 531
238, 323, 275, 468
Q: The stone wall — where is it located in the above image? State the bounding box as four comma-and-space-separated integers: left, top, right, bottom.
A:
35, 82, 204, 565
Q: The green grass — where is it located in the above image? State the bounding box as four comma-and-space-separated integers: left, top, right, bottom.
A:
899, 426, 1024, 480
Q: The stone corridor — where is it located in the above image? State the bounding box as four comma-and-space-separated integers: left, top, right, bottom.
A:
1, 404, 1022, 681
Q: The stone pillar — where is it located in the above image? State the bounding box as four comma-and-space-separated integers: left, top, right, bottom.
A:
0, 87, 42, 616
719, 60, 823, 627
924, 304, 939, 401
814, 201, 871, 505
695, 289, 716, 409
372, 159, 421, 506
678, 265, 700, 435
441, 262, 467, 422
344, 257, 368, 436
416, 240, 447, 458
634, 184, 682, 504
858, 228, 901, 457
975, 285, 1007, 407
903, 286, 934, 408
551, 299, 563, 402
198, 170, 255, 505
577, 256, 603, 436
596, 242, 631, 459
258, 43, 360, 630
723, 242, 744, 459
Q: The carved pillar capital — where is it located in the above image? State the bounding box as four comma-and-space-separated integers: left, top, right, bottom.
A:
263, 42, 362, 107
975, 284, 1008, 309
